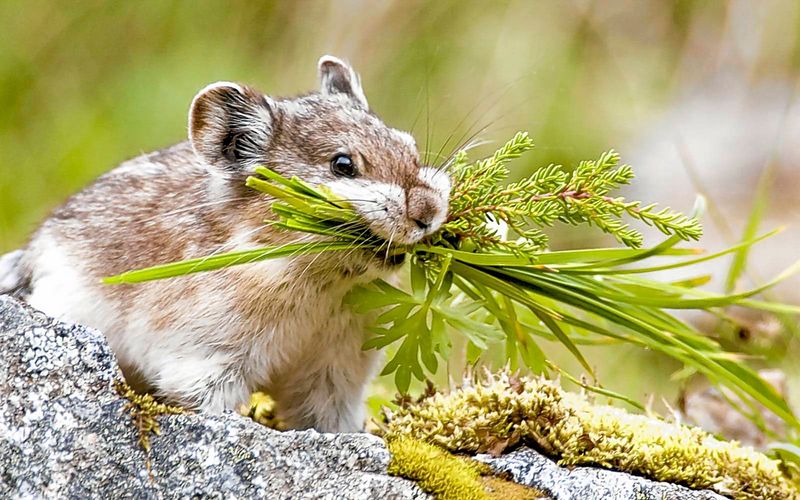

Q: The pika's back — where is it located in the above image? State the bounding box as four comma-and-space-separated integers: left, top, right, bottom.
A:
38, 142, 241, 279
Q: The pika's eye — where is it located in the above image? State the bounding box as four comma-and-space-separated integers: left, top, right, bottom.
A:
331, 154, 357, 178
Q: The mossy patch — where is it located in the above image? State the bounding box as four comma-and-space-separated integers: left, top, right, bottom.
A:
384, 372, 799, 500
386, 436, 547, 499
115, 380, 186, 475
238, 389, 544, 497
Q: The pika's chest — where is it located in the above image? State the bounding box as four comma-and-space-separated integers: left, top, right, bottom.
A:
231, 258, 366, 335
227, 265, 370, 383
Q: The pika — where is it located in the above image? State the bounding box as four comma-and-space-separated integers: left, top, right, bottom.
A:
0, 56, 450, 432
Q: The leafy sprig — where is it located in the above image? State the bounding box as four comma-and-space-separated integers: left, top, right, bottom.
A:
442, 132, 702, 252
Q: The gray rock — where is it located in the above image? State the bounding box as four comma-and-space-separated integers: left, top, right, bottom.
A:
0, 295, 725, 499
477, 448, 724, 500
0, 295, 423, 500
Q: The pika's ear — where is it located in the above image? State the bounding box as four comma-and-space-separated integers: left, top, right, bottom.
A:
318, 55, 368, 109
189, 82, 273, 170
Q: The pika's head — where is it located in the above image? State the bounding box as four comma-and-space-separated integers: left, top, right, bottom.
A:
189, 55, 450, 248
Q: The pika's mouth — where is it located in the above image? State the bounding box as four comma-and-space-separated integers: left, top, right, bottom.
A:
355, 229, 409, 267
374, 248, 407, 266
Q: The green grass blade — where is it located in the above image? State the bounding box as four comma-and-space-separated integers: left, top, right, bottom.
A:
725, 165, 774, 292
567, 228, 781, 276
103, 241, 357, 284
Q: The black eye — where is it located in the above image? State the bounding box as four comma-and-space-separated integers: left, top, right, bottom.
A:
331, 154, 357, 177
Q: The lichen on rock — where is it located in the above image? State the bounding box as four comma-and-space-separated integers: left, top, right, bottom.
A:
384, 371, 798, 500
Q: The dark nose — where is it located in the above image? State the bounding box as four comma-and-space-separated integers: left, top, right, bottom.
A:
407, 186, 439, 232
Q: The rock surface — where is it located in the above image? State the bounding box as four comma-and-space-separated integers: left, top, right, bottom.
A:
478, 448, 723, 500
0, 295, 724, 499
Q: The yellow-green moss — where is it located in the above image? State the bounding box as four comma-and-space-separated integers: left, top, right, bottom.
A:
385, 372, 799, 500
387, 437, 489, 500
386, 436, 546, 500
480, 475, 547, 499
115, 379, 186, 474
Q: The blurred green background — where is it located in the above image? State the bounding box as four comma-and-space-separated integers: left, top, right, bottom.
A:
2, 1, 799, 422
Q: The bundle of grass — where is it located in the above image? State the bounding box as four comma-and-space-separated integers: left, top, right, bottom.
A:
105, 131, 800, 436
383, 371, 799, 499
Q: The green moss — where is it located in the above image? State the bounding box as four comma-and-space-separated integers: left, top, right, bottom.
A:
385, 372, 799, 500
387, 437, 489, 500
386, 436, 546, 500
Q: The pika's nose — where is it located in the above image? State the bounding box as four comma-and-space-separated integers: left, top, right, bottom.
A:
407, 186, 441, 232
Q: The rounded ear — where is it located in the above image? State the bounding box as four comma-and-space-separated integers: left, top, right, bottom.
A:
318, 55, 368, 109
188, 82, 273, 170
